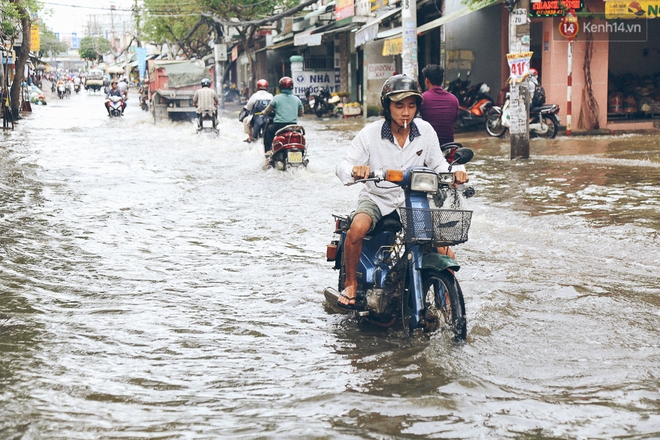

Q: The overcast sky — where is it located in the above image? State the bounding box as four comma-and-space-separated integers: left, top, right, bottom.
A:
40, 0, 135, 37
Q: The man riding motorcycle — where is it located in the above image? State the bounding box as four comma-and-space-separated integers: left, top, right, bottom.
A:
262, 77, 303, 154
242, 79, 273, 143
192, 78, 219, 129
334, 74, 469, 310
105, 80, 126, 116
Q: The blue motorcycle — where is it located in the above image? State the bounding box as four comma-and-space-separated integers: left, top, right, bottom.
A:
325, 147, 474, 339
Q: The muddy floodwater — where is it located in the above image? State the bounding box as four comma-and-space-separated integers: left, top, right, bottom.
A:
1, 87, 659, 439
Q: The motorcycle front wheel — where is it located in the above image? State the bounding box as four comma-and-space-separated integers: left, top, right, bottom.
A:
485, 113, 507, 137
532, 114, 559, 139
421, 269, 467, 340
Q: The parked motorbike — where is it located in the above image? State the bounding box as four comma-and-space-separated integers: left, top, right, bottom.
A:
57, 83, 67, 99
197, 110, 218, 135
107, 95, 124, 117
311, 87, 340, 118
264, 119, 308, 171
446, 73, 471, 106
485, 93, 560, 139
324, 147, 475, 338
448, 74, 494, 129
223, 83, 242, 103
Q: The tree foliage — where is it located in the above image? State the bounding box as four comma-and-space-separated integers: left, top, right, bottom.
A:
0, 0, 43, 118
39, 25, 69, 58
78, 36, 111, 61
138, 0, 321, 91
140, 0, 215, 59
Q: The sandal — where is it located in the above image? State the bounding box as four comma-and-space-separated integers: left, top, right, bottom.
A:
336, 290, 364, 311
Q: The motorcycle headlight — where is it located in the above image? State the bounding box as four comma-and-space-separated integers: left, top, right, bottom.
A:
410, 172, 438, 192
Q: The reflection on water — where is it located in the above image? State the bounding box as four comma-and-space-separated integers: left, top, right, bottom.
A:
462, 135, 660, 229
0, 95, 659, 438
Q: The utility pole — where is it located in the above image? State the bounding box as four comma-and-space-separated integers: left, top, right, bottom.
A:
110, 5, 116, 63
505, 0, 531, 159
213, 23, 226, 110
400, 0, 418, 80
134, 0, 141, 47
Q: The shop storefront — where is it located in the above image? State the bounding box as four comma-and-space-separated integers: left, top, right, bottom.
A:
605, 1, 660, 121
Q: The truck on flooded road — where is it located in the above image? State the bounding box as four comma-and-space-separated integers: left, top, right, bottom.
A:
147, 59, 215, 123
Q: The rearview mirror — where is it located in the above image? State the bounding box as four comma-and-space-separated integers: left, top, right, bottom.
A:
452, 148, 474, 165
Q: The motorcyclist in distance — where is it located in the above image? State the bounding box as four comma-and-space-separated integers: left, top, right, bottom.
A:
193, 78, 219, 129
242, 79, 273, 143
118, 77, 129, 100
105, 80, 126, 116
262, 76, 303, 155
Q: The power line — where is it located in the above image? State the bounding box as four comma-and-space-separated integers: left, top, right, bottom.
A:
41, 1, 133, 12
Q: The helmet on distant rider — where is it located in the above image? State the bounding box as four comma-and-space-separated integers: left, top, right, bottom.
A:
278, 76, 294, 90
256, 79, 269, 90
380, 74, 423, 119
201, 78, 211, 88
529, 68, 538, 77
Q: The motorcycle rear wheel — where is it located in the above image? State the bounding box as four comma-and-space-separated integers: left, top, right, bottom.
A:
532, 114, 559, 139
421, 269, 467, 340
485, 113, 507, 137
314, 104, 327, 118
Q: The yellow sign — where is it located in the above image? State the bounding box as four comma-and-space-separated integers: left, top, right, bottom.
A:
30, 25, 40, 52
382, 37, 402, 56
606, 1, 660, 18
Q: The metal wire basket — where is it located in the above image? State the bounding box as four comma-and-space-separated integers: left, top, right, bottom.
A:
398, 208, 472, 246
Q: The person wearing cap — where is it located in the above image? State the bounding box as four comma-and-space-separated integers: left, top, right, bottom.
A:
334, 74, 469, 311
105, 80, 126, 116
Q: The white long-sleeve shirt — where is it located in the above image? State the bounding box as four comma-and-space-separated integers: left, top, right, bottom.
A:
336, 118, 452, 216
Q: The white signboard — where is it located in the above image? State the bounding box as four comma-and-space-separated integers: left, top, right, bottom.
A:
293, 71, 338, 98
368, 63, 396, 79
511, 9, 528, 25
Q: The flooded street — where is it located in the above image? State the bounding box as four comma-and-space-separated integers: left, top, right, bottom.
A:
1, 86, 659, 439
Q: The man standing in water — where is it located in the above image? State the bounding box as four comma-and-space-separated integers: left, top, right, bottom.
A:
334, 75, 468, 310
419, 64, 459, 146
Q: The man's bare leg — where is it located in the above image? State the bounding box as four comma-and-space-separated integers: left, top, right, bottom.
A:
338, 213, 372, 306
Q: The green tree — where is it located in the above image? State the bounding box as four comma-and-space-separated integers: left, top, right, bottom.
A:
39, 25, 69, 58
200, 0, 321, 92
138, 0, 321, 93
140, 0, 215, 59
78, 36, 111, 61
0, 0, 42, 119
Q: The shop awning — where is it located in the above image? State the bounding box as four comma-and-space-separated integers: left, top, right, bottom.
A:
267, 32, 295, 50
304, 1, 336, 20
355, 7, 402, 47
418, 0, 502, 34
377, 26, 402, 39
322, 22, 361, 36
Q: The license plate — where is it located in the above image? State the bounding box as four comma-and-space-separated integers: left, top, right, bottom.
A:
288, 151, 303, 163
308, 99, 315, 107
202, 120, 213, 128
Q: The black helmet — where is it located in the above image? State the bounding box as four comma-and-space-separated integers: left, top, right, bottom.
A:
201, 78, 211, 88
380, 74, 423, 107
